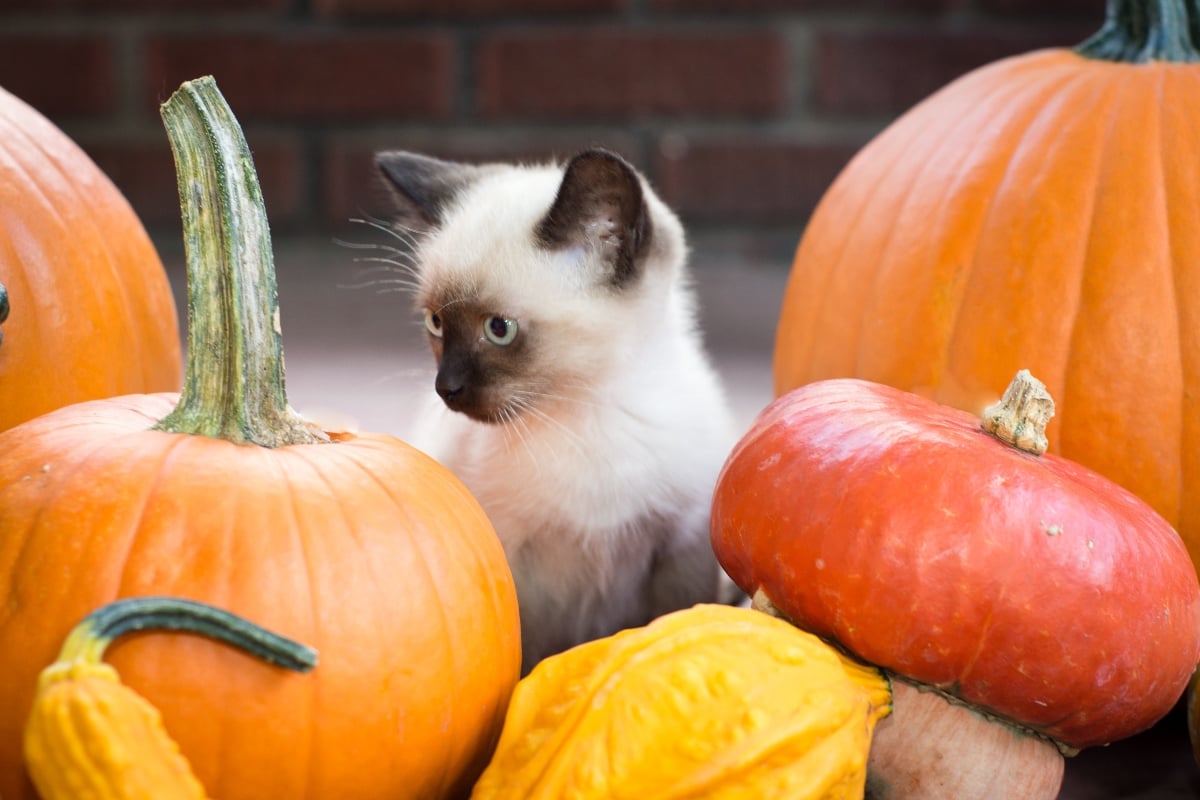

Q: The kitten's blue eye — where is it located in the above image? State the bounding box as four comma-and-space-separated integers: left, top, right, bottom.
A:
483, 316, 518, 346
424, 308, 443, 338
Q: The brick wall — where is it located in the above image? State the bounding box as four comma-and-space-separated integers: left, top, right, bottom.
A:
1, 0, 1099, 253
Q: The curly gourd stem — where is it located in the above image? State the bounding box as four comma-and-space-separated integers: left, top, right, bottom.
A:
54, 596, 318, 675
154, 75, 325, 447
1076, 0, 1200, 62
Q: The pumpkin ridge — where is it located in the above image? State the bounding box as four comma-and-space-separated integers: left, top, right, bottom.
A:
773, 46, 976, 391
1057, 71, 1176, 487
1166, 65, 1200, 544
0, 109, 179, 400
7, 111, 152, 390
1153, 66, 1190, 526
0, 129, 80, 397
0, 87, 180, 430
265, 447, 321, 798
1, 430, 135, 620
111, 434, 193, 599
955, 65, 1113, 422
315, 446, 468, 796
865, 57, 1089, 392
776, 125, 913, 388
836, 89, 982, 379
0, 136, 49, 370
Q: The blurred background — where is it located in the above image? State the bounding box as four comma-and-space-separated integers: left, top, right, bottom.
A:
5, 3, 1200, 796
2, 0, 1097, 252
0, 0, 1103, 435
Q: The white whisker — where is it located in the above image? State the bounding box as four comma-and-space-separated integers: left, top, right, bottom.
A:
351, 255, 419, 271
330, 237, 410, 260
504, 402, 545, 477
337, 277, 423, 293
344, 261, 418, 276
516, 398, 593, 462
348, 216, 423, 250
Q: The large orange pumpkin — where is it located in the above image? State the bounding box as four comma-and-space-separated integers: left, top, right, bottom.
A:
0, 77, 521, 800
0, 84, 181, 431
774, 0, 1200, 571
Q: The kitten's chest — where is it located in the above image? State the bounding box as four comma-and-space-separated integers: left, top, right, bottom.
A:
461, 419, 652, 538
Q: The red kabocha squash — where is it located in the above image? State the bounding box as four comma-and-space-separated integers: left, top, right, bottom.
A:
711, 372, 1200, 799
0, 84, 181, 431
773, 0, 1200, 574
0, 76, 521, 800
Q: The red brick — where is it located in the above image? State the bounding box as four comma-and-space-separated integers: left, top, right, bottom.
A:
652, 137, 866, 224
477, 29, 787, 119
324, 134, 643, 228
2, 0, 284, 10
815, 26, 1094, 115
651, 0, 949, 11
316, 0, 625, 16
979, 0, 1101, 17
142, 33, 455, 119
0, 37, 116, 117
83, 138, 305, 230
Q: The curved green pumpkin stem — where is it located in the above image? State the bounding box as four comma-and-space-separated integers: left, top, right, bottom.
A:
1076, 0, 1200, 62
55, 596, 318, 674
154, 76, 325, 447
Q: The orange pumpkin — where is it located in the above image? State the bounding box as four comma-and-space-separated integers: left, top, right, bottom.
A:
0, 84, 181, 431
774, 0, 1200, 571
0, 77, 521, 800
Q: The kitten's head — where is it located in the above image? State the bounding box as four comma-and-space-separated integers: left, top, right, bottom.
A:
375, 148, 689, 425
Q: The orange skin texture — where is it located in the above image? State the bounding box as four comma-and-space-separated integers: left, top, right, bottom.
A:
0, 87, 182, 431
774, 49, 1200, 575
710, 379, 1200, 751
0, 393, 522, 800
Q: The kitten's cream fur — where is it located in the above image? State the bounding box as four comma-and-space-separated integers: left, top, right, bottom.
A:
376, 149, 738, 673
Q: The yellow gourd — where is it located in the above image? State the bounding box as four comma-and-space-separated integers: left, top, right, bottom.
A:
471, 604, 892, 799
23, 597, 317, 800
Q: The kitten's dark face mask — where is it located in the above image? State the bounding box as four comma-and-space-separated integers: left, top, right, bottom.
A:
423, 300, 527, 424
376, 146, 655, 426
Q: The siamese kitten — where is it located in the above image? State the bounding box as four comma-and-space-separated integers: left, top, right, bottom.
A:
375, 147, 738, 674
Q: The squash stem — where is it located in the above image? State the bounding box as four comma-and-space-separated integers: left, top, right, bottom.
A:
1076, 0, 1200, 62
153, 76, 325, 447
980, 370, 1055, 456
55, 596, 317, 674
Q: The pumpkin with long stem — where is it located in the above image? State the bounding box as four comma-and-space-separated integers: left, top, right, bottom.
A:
0, 76, 521, 800
0, 84, 181, 431
711, 371, 1200, 798
774, 0, 1200, 579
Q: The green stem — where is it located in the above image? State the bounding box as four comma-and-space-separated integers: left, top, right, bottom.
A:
1076, 0, 1200, 62
57, 596, 317, 673
153, 76, 324, 447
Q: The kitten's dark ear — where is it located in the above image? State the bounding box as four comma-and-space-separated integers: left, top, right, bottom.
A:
374, 151, 483, 233
536, 149, 651, 288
